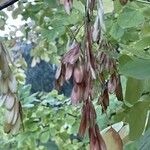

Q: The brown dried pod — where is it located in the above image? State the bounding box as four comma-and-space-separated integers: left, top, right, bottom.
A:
115, 75, 123, 101
83, 75, 92, 101
78, 105, 87, 137
89, 125, 106, 150
62, 42, 80, 65
65, 63, 73, 81
89, 102, 97, 128
55, 63, 62, 80
73, 64, 84, 83
108, 73, 117, 94
89, 127, 97, 150
99, 87, 109, 111
55, 74, 65, 89
71, 84, 82, 105
95, 124, 107, 150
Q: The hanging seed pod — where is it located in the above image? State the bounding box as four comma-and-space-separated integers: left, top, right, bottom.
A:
8, 75, 17, 93
119, 0, 128, 5
108, 73, 117, 94
0, 94, 7, 106
64, 0, 73, 15
5, 107, 15, 124
95, 124, 107, 150
92, 16, 100, 42
55, 64, 62, 80
4, 93, 15, 110
89, 127, 96, 150
89, 102, 97, 127
10, 114, 21, 134
4, 122, 13, 134
62, 42, 80, 65
0, 42, 22, 134
78, 105, 87, 137
0, 78, 9, 94
73, 64, 84, 83
115, 75, 123, 101
65, 63, 73, 81
71, 84, 82, 105
98, 87, 109, 111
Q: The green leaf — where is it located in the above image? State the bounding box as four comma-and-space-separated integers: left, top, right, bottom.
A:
109, 23, 124, 40
133, 36, 150, 51
124, 141, 138, 150
73, 0, 85, 14
125, 77, 144, 105
118, 7, 145, 29
40, 131, 50, 143
141, 23, 150, 37
119, 54, 132, 66
138, 127, 150, 150
142, 6, 150, 18
44, 0, 58, 7
119, 58, 150, 79
126, 101, 149, 140
65, 115, 75, 125
122, 28, 139, 43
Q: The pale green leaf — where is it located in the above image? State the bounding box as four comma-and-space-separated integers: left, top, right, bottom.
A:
118, 7, 145, 29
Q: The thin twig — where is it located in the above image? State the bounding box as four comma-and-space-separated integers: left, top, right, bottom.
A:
66, 26, 84, 54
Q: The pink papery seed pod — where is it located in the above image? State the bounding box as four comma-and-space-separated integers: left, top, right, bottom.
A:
95, 124, 107, 150
62, 42, 80, 65
64, 0, 73, 15
83, 75, 92, 101
78, 105, 87, 137
55, 63, 62, 80
115, 75, 123, 101
71, 84, 82, 105
65, 63, 73, 81
99, 88, 109, 112
89, 102, 97, 128
73, 64, 84, 83
89, 127, 96, 150
108, 73, 117, 94
92, 16, 100, 42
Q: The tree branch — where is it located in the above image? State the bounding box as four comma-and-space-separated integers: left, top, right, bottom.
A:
0, 0, 19, 11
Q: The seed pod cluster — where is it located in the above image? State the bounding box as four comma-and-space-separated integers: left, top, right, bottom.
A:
56, 42, 85, 105
97, 43, 123, 111
0, 42, 22, 134
59, 0, 123, 149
